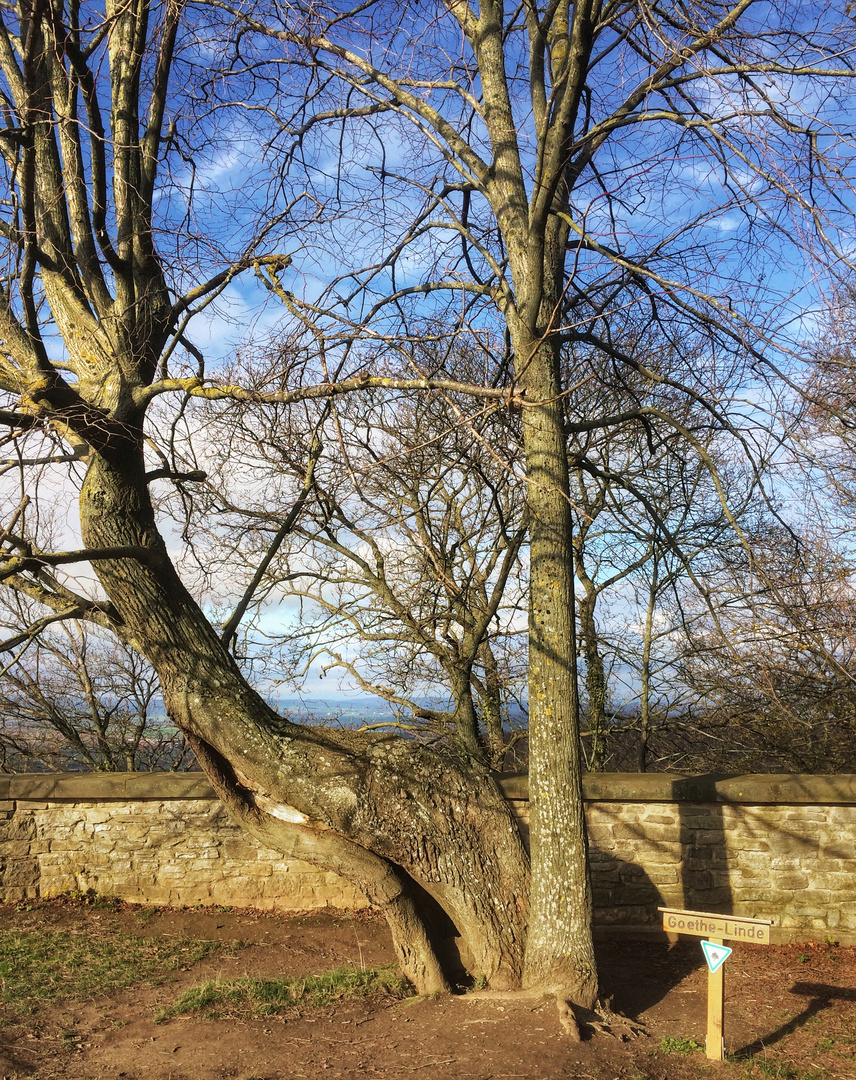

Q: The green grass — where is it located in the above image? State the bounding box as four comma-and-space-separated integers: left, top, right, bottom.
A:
156, 965, 413, 1022
659, 1035, 703, 1055
738, 1055, 829, 1080
0, 928, 230, 1013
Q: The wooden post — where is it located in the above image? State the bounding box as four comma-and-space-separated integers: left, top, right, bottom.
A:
706, 935, 725, 1061
658, 907, 771, 1063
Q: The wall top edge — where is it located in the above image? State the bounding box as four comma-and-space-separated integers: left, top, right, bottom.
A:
1, 771, 856, 805
0, 773, 217, 801
501, 772, 856, 805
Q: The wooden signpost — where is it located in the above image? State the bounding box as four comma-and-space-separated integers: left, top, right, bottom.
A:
659, 907, 773, 1062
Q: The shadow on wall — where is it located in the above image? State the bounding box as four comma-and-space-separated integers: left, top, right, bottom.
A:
596, 936, 705, 1018
589, 846, 664, 930
588, 849, 706, 1016
672, 774, 735, 916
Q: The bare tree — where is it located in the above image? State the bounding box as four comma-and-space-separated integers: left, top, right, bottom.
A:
0, 595, 191, 772
210, 0, 856, 1003
0, 0, 854, 1019
675, 523, 856, 773
193, 369, 529, 769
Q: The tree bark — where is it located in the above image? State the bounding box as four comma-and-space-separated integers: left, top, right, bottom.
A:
512, 337, 597, 1009
577, 585, 609, 773
78, 441, 530, 992
638, 560, 659, 774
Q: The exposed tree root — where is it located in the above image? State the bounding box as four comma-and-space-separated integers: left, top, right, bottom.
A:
556, 997, 581, 1040
564, 996, 649, 1041
461, 990, 647, 1041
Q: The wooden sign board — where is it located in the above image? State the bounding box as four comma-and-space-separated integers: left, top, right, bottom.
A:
658, 907, 773, 1062
659, 907, 772, 944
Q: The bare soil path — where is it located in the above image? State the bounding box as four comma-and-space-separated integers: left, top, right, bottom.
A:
0, 900, 852, 1080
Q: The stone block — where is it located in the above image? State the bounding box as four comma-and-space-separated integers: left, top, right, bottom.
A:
585, 825, 614, 842
683, 853, 728, 873
818, 843, 855, 860
613, 879, 660, 900
632, 842, 684, 861
611, 823, 678, 842
837, 905, 856, 929
727, 841, 772, 858
786, 906, 829, 920
768, 832, 819, 857
674, 809, 718, 826
810, 859, 855, 874
1, 840, 35, 858
4, 858, 39, 887
173, 848, 219, 860
645, 867, 679, 886
684, 829, 735, 846
684, 885, 733, 908
820, 825, 854, 842
786, 890, 837, 908
805, 871, 856, 892
218, 840, 259, 861
215, 877, 267, 902
0, 816, 36, 841
604, 825, 643, 842
729, 870, 767, 890
773, 873, 809, 890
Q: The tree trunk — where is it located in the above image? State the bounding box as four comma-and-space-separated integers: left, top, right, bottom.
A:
477, 639, 507, 766
638, 561, 659, 774
79, 442, 529, 992
514, 342, 598, 1009
577, 585, 609, 772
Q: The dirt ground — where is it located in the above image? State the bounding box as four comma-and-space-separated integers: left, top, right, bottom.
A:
0, 900, 853, 1080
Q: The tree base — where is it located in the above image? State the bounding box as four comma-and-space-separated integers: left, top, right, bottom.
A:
463, 991, 647, 1041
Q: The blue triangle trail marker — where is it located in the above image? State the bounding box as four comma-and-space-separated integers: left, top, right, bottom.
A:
701, 940, 732, 974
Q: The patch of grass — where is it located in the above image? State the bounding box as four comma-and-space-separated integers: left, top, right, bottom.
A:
739, 1057, 828, 1080
156, 965, 413, 1022
753, 1063, 797, 1079
133, 907, 158, 926
659, 1036, 703, 1055
0, 928, 230, 1012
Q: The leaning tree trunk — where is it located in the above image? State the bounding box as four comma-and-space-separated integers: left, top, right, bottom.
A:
79, 440, 529, 992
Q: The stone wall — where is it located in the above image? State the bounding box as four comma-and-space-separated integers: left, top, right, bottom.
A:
504, 773, 856, 943
1, 772, 854, 942
0, 774, 370, 912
